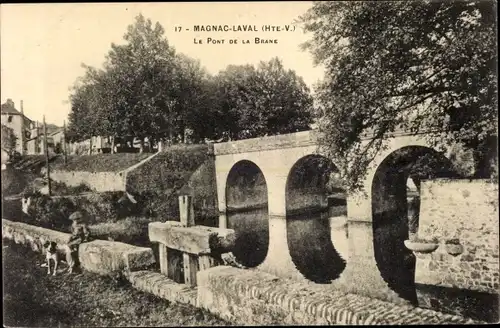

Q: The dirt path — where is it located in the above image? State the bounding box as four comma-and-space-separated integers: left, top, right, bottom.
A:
2, 240, 230, 327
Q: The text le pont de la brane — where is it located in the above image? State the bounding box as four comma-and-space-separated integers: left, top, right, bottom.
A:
182, 24, 297, 45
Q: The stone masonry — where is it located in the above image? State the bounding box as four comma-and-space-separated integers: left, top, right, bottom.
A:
197, 266, 482, 325
416, 179, 499, 294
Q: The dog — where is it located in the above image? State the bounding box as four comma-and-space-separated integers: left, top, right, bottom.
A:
43, 241, 59, 276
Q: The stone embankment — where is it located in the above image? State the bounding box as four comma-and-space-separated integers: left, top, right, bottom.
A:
197, 266, 483, 325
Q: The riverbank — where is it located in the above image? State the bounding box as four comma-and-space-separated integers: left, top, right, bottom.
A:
2, 239, 230, 327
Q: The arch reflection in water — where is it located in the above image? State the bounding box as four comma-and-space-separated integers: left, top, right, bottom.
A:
287, 210, 347, 283
225, 160, 269, 268
227, 208, 269, 268
286, 155, 347, 284
371, 145, 458, 304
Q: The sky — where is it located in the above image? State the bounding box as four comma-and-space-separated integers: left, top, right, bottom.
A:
1, 2, 325, 126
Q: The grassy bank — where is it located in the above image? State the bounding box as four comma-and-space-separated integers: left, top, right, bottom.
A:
50, 153, 151, 172
2, 240, 230, 327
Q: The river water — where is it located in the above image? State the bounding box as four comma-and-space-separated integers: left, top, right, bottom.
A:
226, 207, 349, 284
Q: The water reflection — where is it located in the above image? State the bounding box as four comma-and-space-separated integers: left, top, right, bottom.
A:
227, 207, 269, 268
227, 206, 348, 284
287, 209, 346, 284
373, 210, 417, 304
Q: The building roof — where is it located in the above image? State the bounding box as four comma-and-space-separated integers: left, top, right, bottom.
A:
1, 99, 33, 123
1, 99, 21, 115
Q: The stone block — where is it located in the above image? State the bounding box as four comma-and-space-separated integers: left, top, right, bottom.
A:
127, 271, 197, 306
123, 246, 156, 272
149, 221, 235, 255
79, 240, 155, 275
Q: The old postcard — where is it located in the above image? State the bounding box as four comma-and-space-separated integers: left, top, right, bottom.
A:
1, 1, 498, 326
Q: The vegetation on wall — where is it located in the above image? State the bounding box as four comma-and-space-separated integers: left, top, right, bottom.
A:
126, 144, 218, 224
10, 191, 141, 232
1, 124, 17, 156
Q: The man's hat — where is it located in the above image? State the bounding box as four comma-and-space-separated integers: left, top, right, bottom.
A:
69, 211, 83, 221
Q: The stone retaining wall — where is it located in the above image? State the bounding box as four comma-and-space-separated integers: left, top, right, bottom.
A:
415, 179, 499, 321
417, 179, 499, 293
50, 171, 126, 192
197, 266, 480, 325
2, 219, 71, 254
2, 219, 155, 275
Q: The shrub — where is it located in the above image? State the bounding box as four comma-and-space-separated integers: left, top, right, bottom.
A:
50, 180, 93, 195
22, 191, 144, 232
1, 167, 28, 196
1, 198, 22, 219
27, 194, 74, 232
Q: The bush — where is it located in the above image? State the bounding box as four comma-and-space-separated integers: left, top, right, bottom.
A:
1, 198, 22, 219
50, 180, 93, 195
1, 167, 28, 196
20, 191, 144, 232
26, 194, 74, 232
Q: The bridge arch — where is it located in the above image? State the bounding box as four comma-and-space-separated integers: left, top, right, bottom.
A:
285, 154, 347, 283
370, 144, 458, 304
225, 160, 269, 267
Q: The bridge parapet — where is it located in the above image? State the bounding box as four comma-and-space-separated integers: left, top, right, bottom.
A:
213, 130, 320, 156
213, 128, 441, 156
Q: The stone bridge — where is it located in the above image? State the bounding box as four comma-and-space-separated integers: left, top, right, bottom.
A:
213, 129, 468, 304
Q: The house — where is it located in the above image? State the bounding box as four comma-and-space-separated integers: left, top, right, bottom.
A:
1, 99, 35, 155
26, 128, 66, 155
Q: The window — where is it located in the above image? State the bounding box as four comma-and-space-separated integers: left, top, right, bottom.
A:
7, 115, 13, 123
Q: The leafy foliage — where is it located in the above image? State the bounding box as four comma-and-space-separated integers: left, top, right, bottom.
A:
213, 58, 314, 141
67, 14, 314, 145
15, 192, 142, 232
299, 1, 498, 192
126, 144, 218, 223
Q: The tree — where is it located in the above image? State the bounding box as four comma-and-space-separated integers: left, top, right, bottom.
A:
102, 14, 179, 150
215, 57, 314, 140
299, 1, 498, 192
68, 14, 182, 151
1, 124, 17, 156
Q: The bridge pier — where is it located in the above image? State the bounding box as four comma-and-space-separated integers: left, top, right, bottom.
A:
337, 192, 411, 305
258, 175, 304, 280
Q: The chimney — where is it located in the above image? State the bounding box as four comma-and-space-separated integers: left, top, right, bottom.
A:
20, 100, 24, 114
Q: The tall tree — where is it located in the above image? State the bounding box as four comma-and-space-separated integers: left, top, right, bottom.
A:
215, 58, 314, 140
300, 1, 498, 192
103, 14, 179, 149
68, 14, 182, 151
